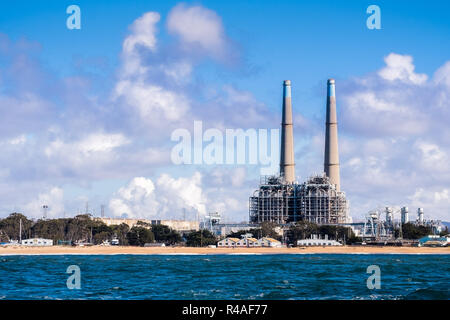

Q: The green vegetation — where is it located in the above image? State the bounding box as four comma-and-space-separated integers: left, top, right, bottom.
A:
127, 226, 155, 246
152, 224, 182, 245
227, 222, 282, 241
399, 223, 433, 239
0, 213, 181, 246
0, 213, 33, 241
185, 229, 217, 247
286, 221, 360, 245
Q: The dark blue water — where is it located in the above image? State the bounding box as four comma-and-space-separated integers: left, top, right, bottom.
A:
0, 254, 448, 300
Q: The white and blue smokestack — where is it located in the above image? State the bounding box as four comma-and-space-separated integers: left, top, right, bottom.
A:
280, 80, 295, 184
324, 79, 341, 191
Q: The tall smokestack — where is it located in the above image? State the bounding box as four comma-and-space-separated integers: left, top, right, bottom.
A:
324, 78, 341, 191
280, 80, 295, 184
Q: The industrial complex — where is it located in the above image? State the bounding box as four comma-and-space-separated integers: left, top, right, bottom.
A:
249, 79, 348, 225
3, 79, 446, 248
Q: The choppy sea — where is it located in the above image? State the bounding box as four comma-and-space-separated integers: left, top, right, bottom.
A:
0, 254, 448, 300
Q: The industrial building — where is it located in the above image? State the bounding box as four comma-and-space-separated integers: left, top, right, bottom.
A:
361, 206, 444, 242
249, 79, 348, 225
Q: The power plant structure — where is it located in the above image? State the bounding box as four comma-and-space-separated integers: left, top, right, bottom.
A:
249, 79, 348, 225
360, 206, 444, 242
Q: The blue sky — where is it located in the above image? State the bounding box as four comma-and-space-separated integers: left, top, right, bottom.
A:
3, 0, 449, 115
0, 1, 449, 222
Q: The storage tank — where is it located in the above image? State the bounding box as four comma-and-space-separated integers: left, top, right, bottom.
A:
401, 207, 409, 224
385, 207, 393, 225
418, 208, 424, 224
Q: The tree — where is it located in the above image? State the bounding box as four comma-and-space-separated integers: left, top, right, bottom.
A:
227, 228, 261, 239
31, 219, 67, 242
259, 222, 282, 240
287, 221, 318, 244
0, 213, 33, 241
402, 223, 432, 239
151, 224, 181, 245
186, 229, 217, 247
111, 223, 130, 245
127, 226, 155, 246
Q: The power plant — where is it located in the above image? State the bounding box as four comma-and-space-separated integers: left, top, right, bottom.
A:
249, 79, 348, 225
360, 206, 443, 242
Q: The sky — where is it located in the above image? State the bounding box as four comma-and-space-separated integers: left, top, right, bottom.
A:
0, 0, 449, 222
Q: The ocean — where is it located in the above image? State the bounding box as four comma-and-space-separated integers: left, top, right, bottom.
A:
0, 254, 448, 300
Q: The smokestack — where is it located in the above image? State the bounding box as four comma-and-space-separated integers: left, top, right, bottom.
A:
324, 79, 341, 191
280, 80, 295, 184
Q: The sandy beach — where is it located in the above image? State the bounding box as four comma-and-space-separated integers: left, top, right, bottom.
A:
0, 245, 449, 255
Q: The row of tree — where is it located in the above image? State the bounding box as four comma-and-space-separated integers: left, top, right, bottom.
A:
0, 213, 214, 246
285, 221, 360, 245
396, 223, 448, 239
2, 213, 443, 246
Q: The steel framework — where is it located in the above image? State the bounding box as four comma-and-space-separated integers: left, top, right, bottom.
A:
249, 174, 348, 225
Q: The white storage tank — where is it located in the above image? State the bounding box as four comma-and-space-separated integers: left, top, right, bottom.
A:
401, 207, 409, 224
417, 208, 424, 224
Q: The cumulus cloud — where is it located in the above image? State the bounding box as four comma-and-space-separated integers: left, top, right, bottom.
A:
109, 172, 206, 219
335, 53, 450, 220
121, 12, 160, 77
114, 79, 189, 122
167, 3, 232, 61
23, 187, 64, 219
378, 53, 428, 85
113, 11, 193, 127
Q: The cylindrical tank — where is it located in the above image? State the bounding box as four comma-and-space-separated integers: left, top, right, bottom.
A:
385, 207, 393, 225
418, 208, 424, 224
401, 207, 409, 224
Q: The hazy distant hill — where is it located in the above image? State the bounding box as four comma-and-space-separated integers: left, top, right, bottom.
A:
442, 221, 450, 229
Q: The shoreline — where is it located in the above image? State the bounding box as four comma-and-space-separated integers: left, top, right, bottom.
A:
1, 245, 449, 255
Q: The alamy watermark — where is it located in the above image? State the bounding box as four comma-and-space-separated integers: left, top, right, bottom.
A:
366, 265, 381, 289
366, 5, 381, 30
171, 121, 279, 175
66, 265, 81, 289
66, 5, 81, 30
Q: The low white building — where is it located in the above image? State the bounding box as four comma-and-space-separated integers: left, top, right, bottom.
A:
297, 239, 342, 246
21, 238, 53, 246
217, 237, 240, 247
236, 237, 260, 247
297, 235, 342, 246
258, 237, 282, 247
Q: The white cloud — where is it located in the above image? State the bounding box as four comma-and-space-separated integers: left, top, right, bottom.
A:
114, 79, 189, 122
114, 11, 191, 126
167, 4, 228, 59
24, 187, 64, 219
408, 188, 450, 220
109, 172, 207, 219
378, 53, 427, 85
335, 54, 450, 221
45, 133, 129, 158
122, 12, 160, 77
433, 61, 450, 88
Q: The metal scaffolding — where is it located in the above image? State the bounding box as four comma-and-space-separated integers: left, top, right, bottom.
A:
249, 174, 348, 225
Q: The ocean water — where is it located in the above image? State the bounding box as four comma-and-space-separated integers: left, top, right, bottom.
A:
0, 254, 448, 300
